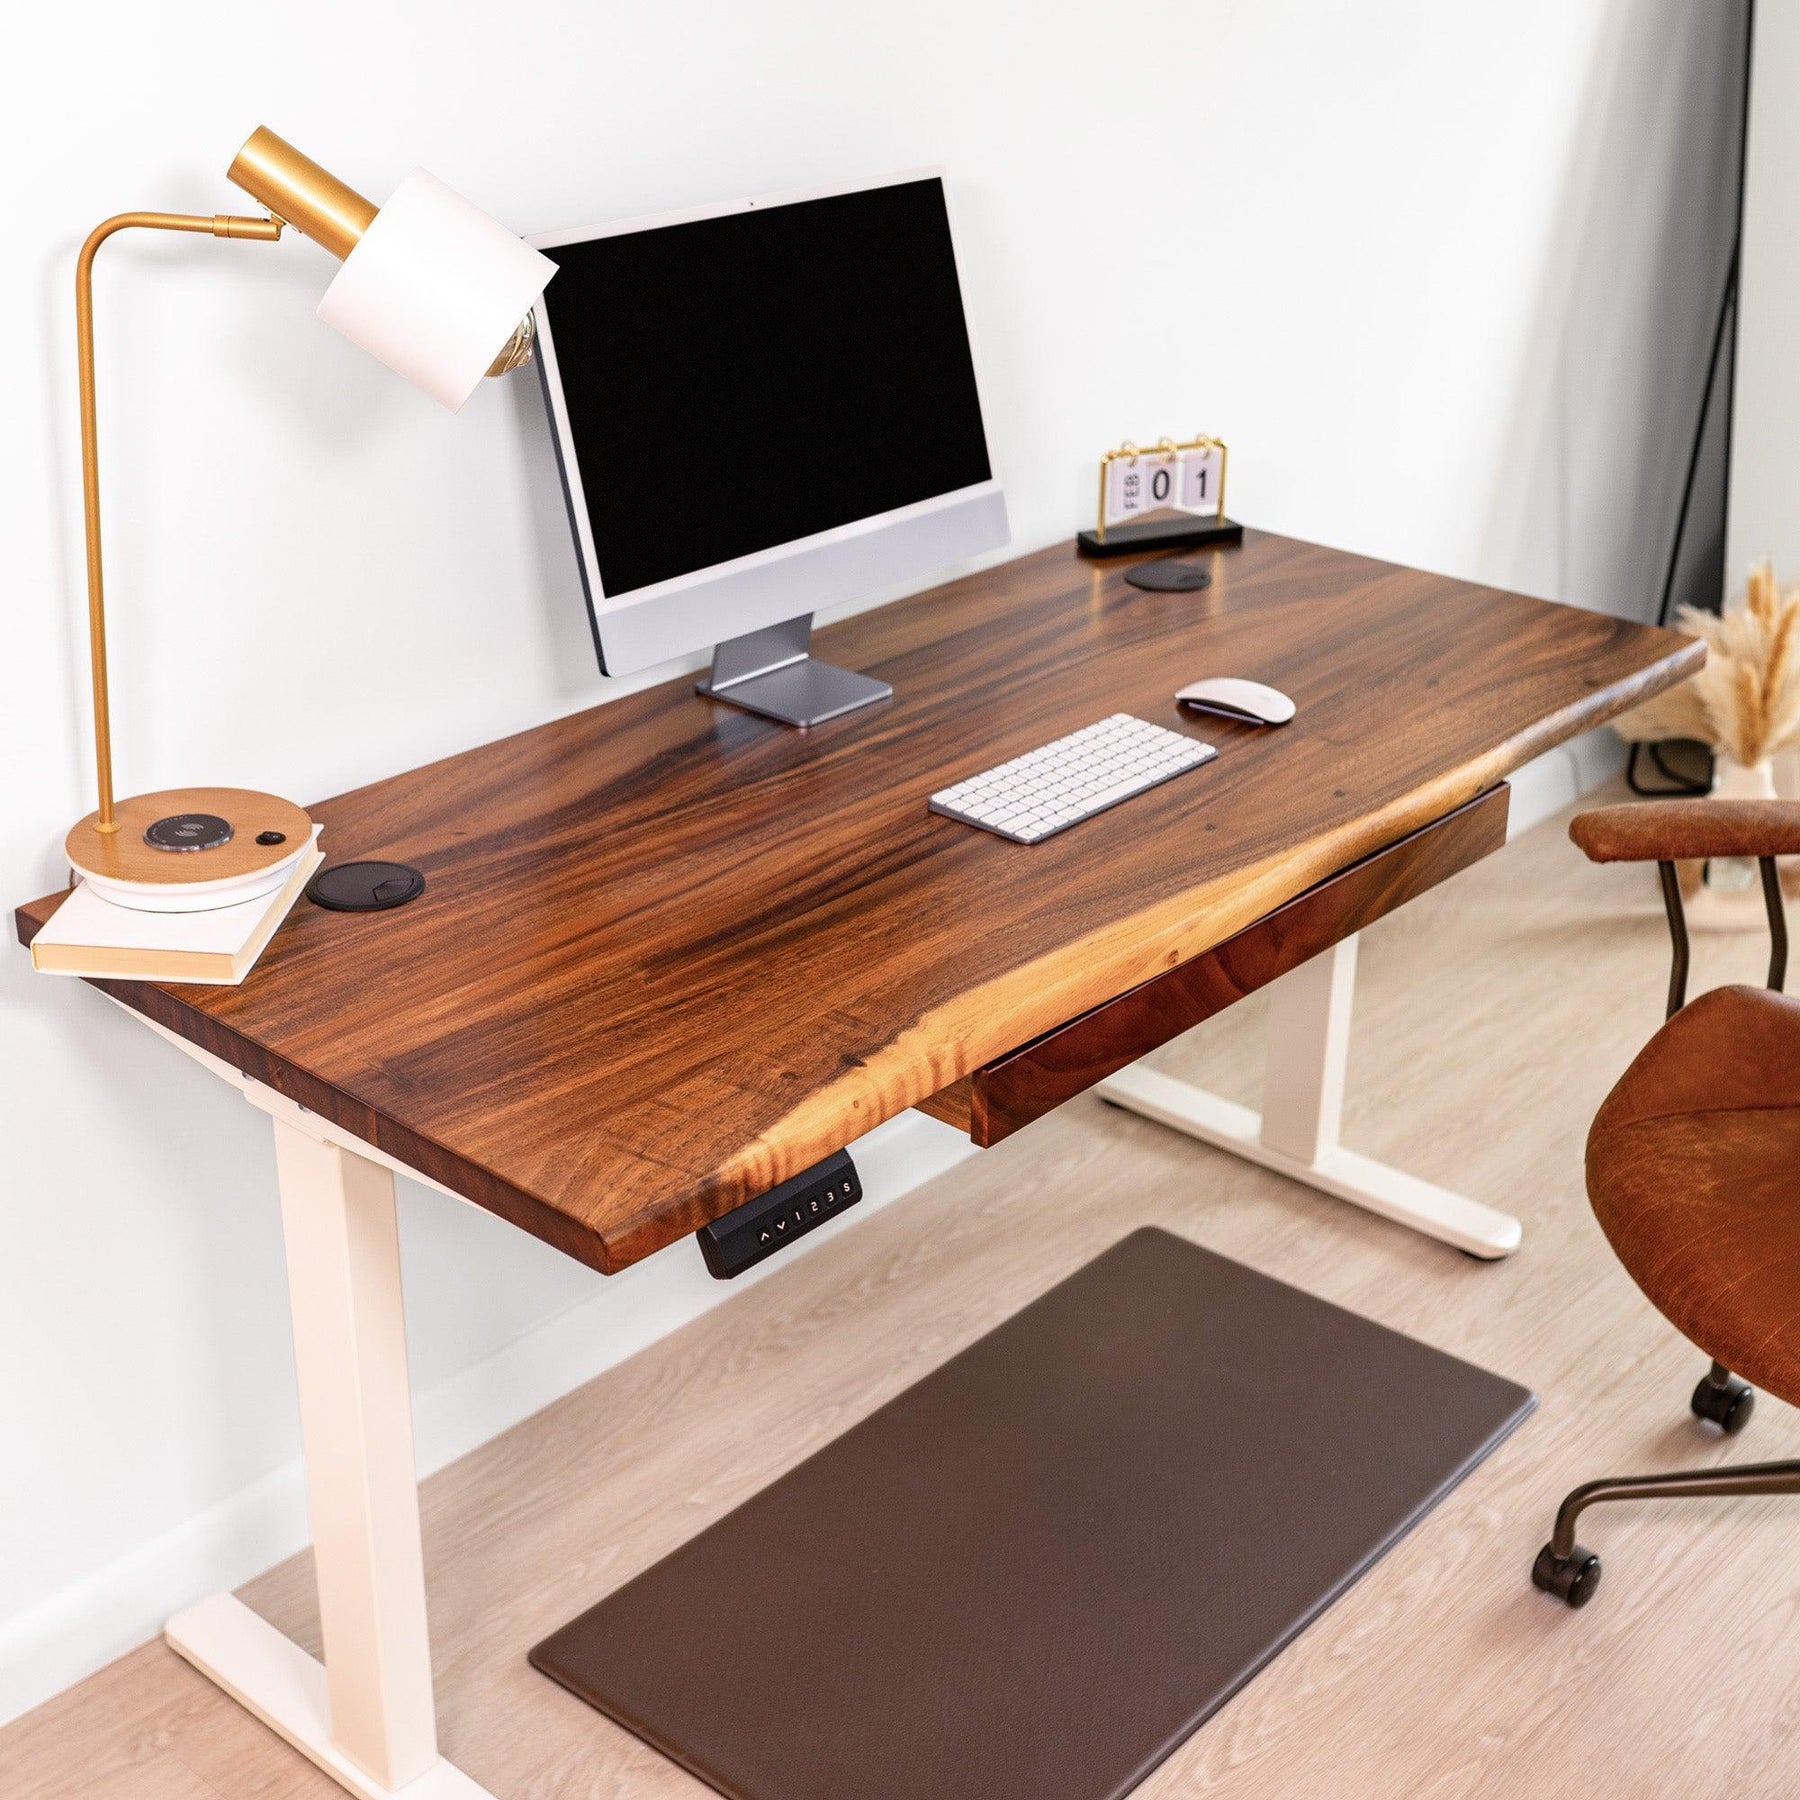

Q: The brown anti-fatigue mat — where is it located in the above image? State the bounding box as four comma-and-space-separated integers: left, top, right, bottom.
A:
531, 1228, 1534, 1800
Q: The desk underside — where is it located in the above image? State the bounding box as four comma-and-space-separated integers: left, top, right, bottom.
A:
917, 780, 1510, 1143
17, 531, 1698, 1273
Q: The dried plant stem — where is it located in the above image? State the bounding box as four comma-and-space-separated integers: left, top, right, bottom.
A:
1613, 560, 1800, 767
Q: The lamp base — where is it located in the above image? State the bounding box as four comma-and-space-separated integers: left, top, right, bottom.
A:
66, 787, 315, 913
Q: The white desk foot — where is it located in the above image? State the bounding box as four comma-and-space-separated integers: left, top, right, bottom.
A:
163, 1112, 483, 1797
1094, 936, 1522, 1261
166, 1594, 494, 1799
1095, 1065, 1521, 1258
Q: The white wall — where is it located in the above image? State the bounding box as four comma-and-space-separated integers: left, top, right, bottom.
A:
0, 0, 1743, 1725
1731, 2, 1799, 589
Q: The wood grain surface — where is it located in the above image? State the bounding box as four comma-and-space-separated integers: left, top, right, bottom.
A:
15, 531, 1701, 1273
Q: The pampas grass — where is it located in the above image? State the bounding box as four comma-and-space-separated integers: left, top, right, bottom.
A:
1615, 562, 1800, 766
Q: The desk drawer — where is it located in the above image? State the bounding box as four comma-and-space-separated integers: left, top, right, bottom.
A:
918, 783, 1509, 1145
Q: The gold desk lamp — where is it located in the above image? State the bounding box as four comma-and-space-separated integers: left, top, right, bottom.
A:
67, 128, 556, 912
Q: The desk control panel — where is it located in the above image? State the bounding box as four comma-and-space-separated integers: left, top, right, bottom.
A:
697, 1150, 862, 1279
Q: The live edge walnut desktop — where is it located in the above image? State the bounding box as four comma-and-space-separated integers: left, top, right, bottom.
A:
16, 528, 1697, 1800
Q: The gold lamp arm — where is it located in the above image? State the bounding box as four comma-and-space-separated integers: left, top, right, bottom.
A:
72, 129, 537, 844
74, 210, 283, 834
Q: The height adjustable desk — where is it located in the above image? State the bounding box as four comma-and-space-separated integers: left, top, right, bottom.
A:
17, 529, 1696, 1799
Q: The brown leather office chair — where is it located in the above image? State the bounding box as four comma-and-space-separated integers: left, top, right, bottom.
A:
1532, 799, 1800, 1608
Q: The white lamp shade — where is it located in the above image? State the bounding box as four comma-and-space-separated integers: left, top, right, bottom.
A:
316, 168, 556, 410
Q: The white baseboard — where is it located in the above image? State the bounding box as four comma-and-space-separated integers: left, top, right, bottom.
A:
0, 1109, 976, 1730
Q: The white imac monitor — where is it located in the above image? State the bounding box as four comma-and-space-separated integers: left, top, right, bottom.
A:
530, 170, 1009, 726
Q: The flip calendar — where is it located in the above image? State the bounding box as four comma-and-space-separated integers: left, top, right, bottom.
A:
1095, 435, 1228, 543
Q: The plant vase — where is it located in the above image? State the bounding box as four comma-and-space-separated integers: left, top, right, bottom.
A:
1684, 756, 1778, 933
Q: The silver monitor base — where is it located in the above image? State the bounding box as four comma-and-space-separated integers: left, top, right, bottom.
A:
695, 614, 892, 727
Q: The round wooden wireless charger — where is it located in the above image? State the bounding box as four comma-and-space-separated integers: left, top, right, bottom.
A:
66, 787, 314, 912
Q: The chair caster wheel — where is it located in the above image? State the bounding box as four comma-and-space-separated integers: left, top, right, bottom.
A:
1532, 1542, 1601, 1607
1692, 1373, 1755, 1434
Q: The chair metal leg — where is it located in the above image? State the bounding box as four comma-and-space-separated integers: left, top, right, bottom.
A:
1657, 860, 1689, 1019
1532, 1456, 1800, 1608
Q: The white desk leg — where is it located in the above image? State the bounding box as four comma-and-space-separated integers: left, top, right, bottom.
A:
1095, 935, 1522, 1260
165, 1115, 495, 1799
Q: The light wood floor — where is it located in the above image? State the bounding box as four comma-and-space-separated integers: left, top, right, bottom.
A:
9, 782, 1800, 1799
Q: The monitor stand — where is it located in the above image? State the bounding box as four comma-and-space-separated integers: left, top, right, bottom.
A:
695, 614, 893, 728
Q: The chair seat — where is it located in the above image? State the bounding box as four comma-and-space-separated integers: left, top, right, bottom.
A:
1588, 984, 1800, 1406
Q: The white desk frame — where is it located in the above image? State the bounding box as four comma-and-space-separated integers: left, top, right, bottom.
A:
110, 929, 1512, 1800
1096, 936, 1522, 1260
122, 1004, 496, 1800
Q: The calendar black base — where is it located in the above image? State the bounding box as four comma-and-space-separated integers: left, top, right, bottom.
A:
1077, 514, 1244, 558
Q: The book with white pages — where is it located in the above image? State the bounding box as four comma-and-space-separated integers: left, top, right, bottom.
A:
30, 831, 323, 984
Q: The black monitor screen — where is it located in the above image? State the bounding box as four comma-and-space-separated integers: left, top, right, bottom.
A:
537, 178, 993, 598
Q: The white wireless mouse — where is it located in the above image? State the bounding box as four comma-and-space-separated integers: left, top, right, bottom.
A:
1175, 677, 1296, 726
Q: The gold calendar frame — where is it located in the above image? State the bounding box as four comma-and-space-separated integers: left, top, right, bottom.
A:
1094, 434, 1229, 546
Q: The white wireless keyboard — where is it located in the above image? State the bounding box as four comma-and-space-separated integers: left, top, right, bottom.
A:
929, 713, 1217, 844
